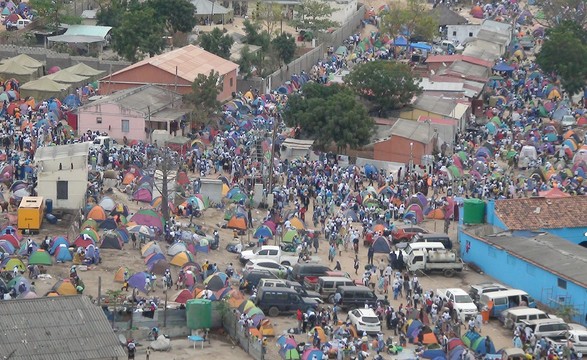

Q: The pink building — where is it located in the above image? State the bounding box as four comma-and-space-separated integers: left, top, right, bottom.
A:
76, 85, 187, 142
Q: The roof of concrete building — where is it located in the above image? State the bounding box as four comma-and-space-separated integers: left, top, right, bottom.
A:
425, 54, 493, 68
35, 142, 90, 162
412, 95, 459, 118
476, 29, 510, 46
108, 45, 239, 82
462, 40, 503, 60
441, 60, 490, 82
493, 196, 587, 230
79, 84, 183, 115
475, 230, 587, 288
480, 19, 512, 33
420, 77, 464, 92
0, 295, 126, 360
430, 5, 468, 26
389, 118, 437, 144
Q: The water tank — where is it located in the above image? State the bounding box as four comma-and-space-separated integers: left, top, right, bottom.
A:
428, 250, 456, 262
45, 199, 53, 214
186, 299, 212, 330
463, 199, 486, 224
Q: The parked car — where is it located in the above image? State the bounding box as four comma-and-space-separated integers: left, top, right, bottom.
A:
239, 269, 278, 293
522, 318, 570, 338
257, 278, 323, 304
335, 285, 386, 310
469, 282, 509, 305
245, 259, 290, 278
289, 263, 331, 284
316, 276, 355, 303
347, 308, 381, 335
499, 306, 554, 329
392, 225, 429, 243
254, 287, 317, 316
6, 19, 31, 31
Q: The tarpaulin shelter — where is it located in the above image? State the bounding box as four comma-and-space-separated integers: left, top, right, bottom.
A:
0, 59, 37, 83
20, 77, 68, 100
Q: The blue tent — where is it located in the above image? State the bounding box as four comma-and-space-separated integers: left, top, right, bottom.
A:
146, 252, 165, 266
394, 36, 408, 46
364, 164, 377, 177
49, 236, 69, 255
422, 349, 447, 359
371, 236, 391, 253
63, 94, 82, 109
54, 245, 73, 262
493, 62, 514, 72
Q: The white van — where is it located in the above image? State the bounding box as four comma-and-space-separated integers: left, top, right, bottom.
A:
522, 318, 570, 338
499, 306, 553, 329
480, 289, 536, 317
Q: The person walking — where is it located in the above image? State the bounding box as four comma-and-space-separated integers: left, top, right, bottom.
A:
367, 246, 374, 266
354, 255, 360, 275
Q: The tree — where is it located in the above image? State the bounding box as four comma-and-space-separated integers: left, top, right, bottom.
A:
184, 70, 222, 126
96, 0, 136, 27
242, 19, 271, 51
271, 33, 296, 65
283, 83, 374, 152
152, 148, 180, 224
536, 21, 587, 96
30, 0, 82, 30
112, 5, 165, 61
535, 0, 587, 27
344, 60, 422, 111
148, 0, 197, 35
291, 0, 338, 33
380, 0, 438, 42
199, 28, 234, 60
254, 2, 285, 35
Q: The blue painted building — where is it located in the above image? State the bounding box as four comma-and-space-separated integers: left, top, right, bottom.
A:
488, 197, 587, 246
458, 196, 587, 325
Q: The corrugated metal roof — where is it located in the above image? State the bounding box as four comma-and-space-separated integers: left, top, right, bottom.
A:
389, 119, 436, 144
473, 230, 587, 288
108, 45, 239, 83
62, 25, 112, 39
413, 95, 458, 117
0, 296, 126, 360
79, 84, 183, 116
35, 142, 90, 161
420, 78, 464, 92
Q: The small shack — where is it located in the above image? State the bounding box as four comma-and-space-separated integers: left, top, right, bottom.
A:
280, 138, 314, 160
17, 196, 44, 230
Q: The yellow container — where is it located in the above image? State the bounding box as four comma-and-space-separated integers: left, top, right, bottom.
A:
18, 196, 44, 230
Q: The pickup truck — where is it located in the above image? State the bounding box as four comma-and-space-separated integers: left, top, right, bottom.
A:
437, 288, 479, 322
239, 245, 303, 266
546, 330, 587, 353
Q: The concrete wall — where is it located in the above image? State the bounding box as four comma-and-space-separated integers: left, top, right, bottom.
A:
236, 5, 366, 94
201, 179, 224, 205
373, 137, 428, 165
459, 230, 587, 325
446, 24, 481, 44
0, 45, 130, 74
77, 103, 147, 142
37, 169, 88, 210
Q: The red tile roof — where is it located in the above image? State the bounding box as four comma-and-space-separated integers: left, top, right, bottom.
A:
494, 197, 587, 230
426, 54, 492, 68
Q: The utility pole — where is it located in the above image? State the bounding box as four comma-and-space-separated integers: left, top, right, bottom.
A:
266, 117, 279, 207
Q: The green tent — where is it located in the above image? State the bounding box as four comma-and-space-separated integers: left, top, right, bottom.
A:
29, 250, 53, 265
283, 229, 298, 243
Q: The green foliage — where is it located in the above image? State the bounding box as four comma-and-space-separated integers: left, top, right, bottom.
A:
380, 0, 438, 42
556, 304, 579, 323
290, 0, 338, 32
243, 20, 270, 51
254, 3, 285, 36
344, 60, 422, 110
237, 45, 263, 78
30, 0, 81, 30
148, 0, 197, 34
283, 83, 374, 152
271, 33, 296, 65
199, 28, 234, 60
184, 70, 222, 125
536, 21, 587, 96
112, 4, 165, 61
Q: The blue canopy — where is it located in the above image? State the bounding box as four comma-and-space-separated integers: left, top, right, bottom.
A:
493, 62, 514, 72
394, 36, 408, 46
410, 42, 432, 51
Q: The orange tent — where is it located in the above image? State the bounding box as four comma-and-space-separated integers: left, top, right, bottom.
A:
227, 216, 247, 230
427, 208, 445, 220
309, 327, 327, 343
87, 205, 107, 221
114, 266, 129, 283
122, 173, 135, 185
421, 332, 439, 344
249, 328, 262, 339
52, 279, 77, 295
372, 224, 385, 233
259, 319, 275, 337
289, 217, 305, 230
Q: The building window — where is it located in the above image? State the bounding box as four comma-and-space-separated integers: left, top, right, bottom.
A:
121, 119, 130, 133
469, 32, 473, 37
558, 278, 567, 290
57, 181, 68, 200
96, 117, 102, 124
452, 31, 457, 36
230, 77, 233, 87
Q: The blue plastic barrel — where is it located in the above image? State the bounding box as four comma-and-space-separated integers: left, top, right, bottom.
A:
45, 199, 53, 214
45, 213, 57, 224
